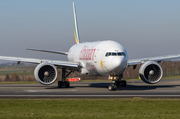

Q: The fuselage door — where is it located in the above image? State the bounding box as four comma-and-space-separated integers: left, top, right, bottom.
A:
94, 49, 99, 63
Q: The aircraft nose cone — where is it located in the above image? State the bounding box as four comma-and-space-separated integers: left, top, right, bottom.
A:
112, 57, 122, 69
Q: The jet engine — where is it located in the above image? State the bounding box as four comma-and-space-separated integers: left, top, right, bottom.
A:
139, 61, 163, 84
34, 62, 58, 85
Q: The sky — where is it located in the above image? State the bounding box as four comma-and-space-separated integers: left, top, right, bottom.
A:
0, 0, 180, 62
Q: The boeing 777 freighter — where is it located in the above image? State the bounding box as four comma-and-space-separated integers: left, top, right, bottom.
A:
1, 2, 180, 91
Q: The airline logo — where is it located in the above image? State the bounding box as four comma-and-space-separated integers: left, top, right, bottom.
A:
79, 46, 96, 60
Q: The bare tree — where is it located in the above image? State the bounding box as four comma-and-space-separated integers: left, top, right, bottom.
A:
4, 74, 11, 82
11, 73, 20, 81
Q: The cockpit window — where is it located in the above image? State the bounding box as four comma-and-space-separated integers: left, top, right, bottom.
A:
112, 53, 117, 56
105, 52, 111, 56
105, 52, 126, 57
118, 52, 122, 56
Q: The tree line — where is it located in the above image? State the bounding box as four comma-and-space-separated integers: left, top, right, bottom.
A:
2, 61, 180, 82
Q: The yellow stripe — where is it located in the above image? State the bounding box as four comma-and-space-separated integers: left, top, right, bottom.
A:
101, 61, 103, 68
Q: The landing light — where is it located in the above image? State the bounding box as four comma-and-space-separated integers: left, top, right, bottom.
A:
109, 76, 118, 80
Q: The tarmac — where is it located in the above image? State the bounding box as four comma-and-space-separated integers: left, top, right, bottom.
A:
0, 78, 180, 98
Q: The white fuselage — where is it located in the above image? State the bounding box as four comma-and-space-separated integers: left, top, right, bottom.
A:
68, 40, 128, 76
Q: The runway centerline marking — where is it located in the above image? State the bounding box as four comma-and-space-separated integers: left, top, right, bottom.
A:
21, 90, 77, 92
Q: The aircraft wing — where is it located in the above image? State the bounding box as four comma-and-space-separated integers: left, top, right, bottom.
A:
26, 48, 68, 55
128, 54, 180, 66
0, 56, 80, 69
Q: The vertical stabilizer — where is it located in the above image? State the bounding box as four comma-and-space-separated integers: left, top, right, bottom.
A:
73, 2, 80, 44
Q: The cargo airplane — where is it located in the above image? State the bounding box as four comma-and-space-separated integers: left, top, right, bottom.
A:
1, 2, 180, 91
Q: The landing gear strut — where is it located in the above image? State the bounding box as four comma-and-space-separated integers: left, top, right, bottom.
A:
58, 68, 73, 88
108, 75, 127, 91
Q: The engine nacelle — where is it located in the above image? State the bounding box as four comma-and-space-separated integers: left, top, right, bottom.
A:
139, 61, 163, 84
34, 62, 58, 85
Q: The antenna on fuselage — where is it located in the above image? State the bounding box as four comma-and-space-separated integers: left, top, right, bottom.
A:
73, 2, 80, 44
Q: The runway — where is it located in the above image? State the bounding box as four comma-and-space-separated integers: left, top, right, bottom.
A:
0, 78, 180, 98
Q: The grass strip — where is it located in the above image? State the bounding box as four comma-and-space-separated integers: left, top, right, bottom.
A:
0, 99, 180, 119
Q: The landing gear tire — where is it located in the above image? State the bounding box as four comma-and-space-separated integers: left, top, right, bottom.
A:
58, 69, 73, 88
108, 85, 113, 91
120, 80, 126, 87
58, 81, 62, 88
113, 84, 117, 90
58, 81, 70, 88
108, 84, 117, 91
64, 81, 70, 88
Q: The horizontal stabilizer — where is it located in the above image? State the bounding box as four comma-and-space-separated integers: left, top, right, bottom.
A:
26, 48, 68, 55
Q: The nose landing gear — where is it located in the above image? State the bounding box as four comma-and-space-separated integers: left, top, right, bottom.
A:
108, 75, 126, 91
108, 81, 117, 91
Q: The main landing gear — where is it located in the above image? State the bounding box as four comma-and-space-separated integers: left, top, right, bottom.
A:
58, 68, 73, 88
108, 75, 127, 91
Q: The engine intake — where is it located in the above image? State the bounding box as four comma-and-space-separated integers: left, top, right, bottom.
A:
34, 62, 58, 85
139, 61, 163, 84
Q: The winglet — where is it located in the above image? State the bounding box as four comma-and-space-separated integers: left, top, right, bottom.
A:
73, 2, 80, 44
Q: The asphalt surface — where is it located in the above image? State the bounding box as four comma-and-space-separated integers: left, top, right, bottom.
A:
0, 79, 180, 98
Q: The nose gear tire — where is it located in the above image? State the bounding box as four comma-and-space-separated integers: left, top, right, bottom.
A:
108, 84, 117, 91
